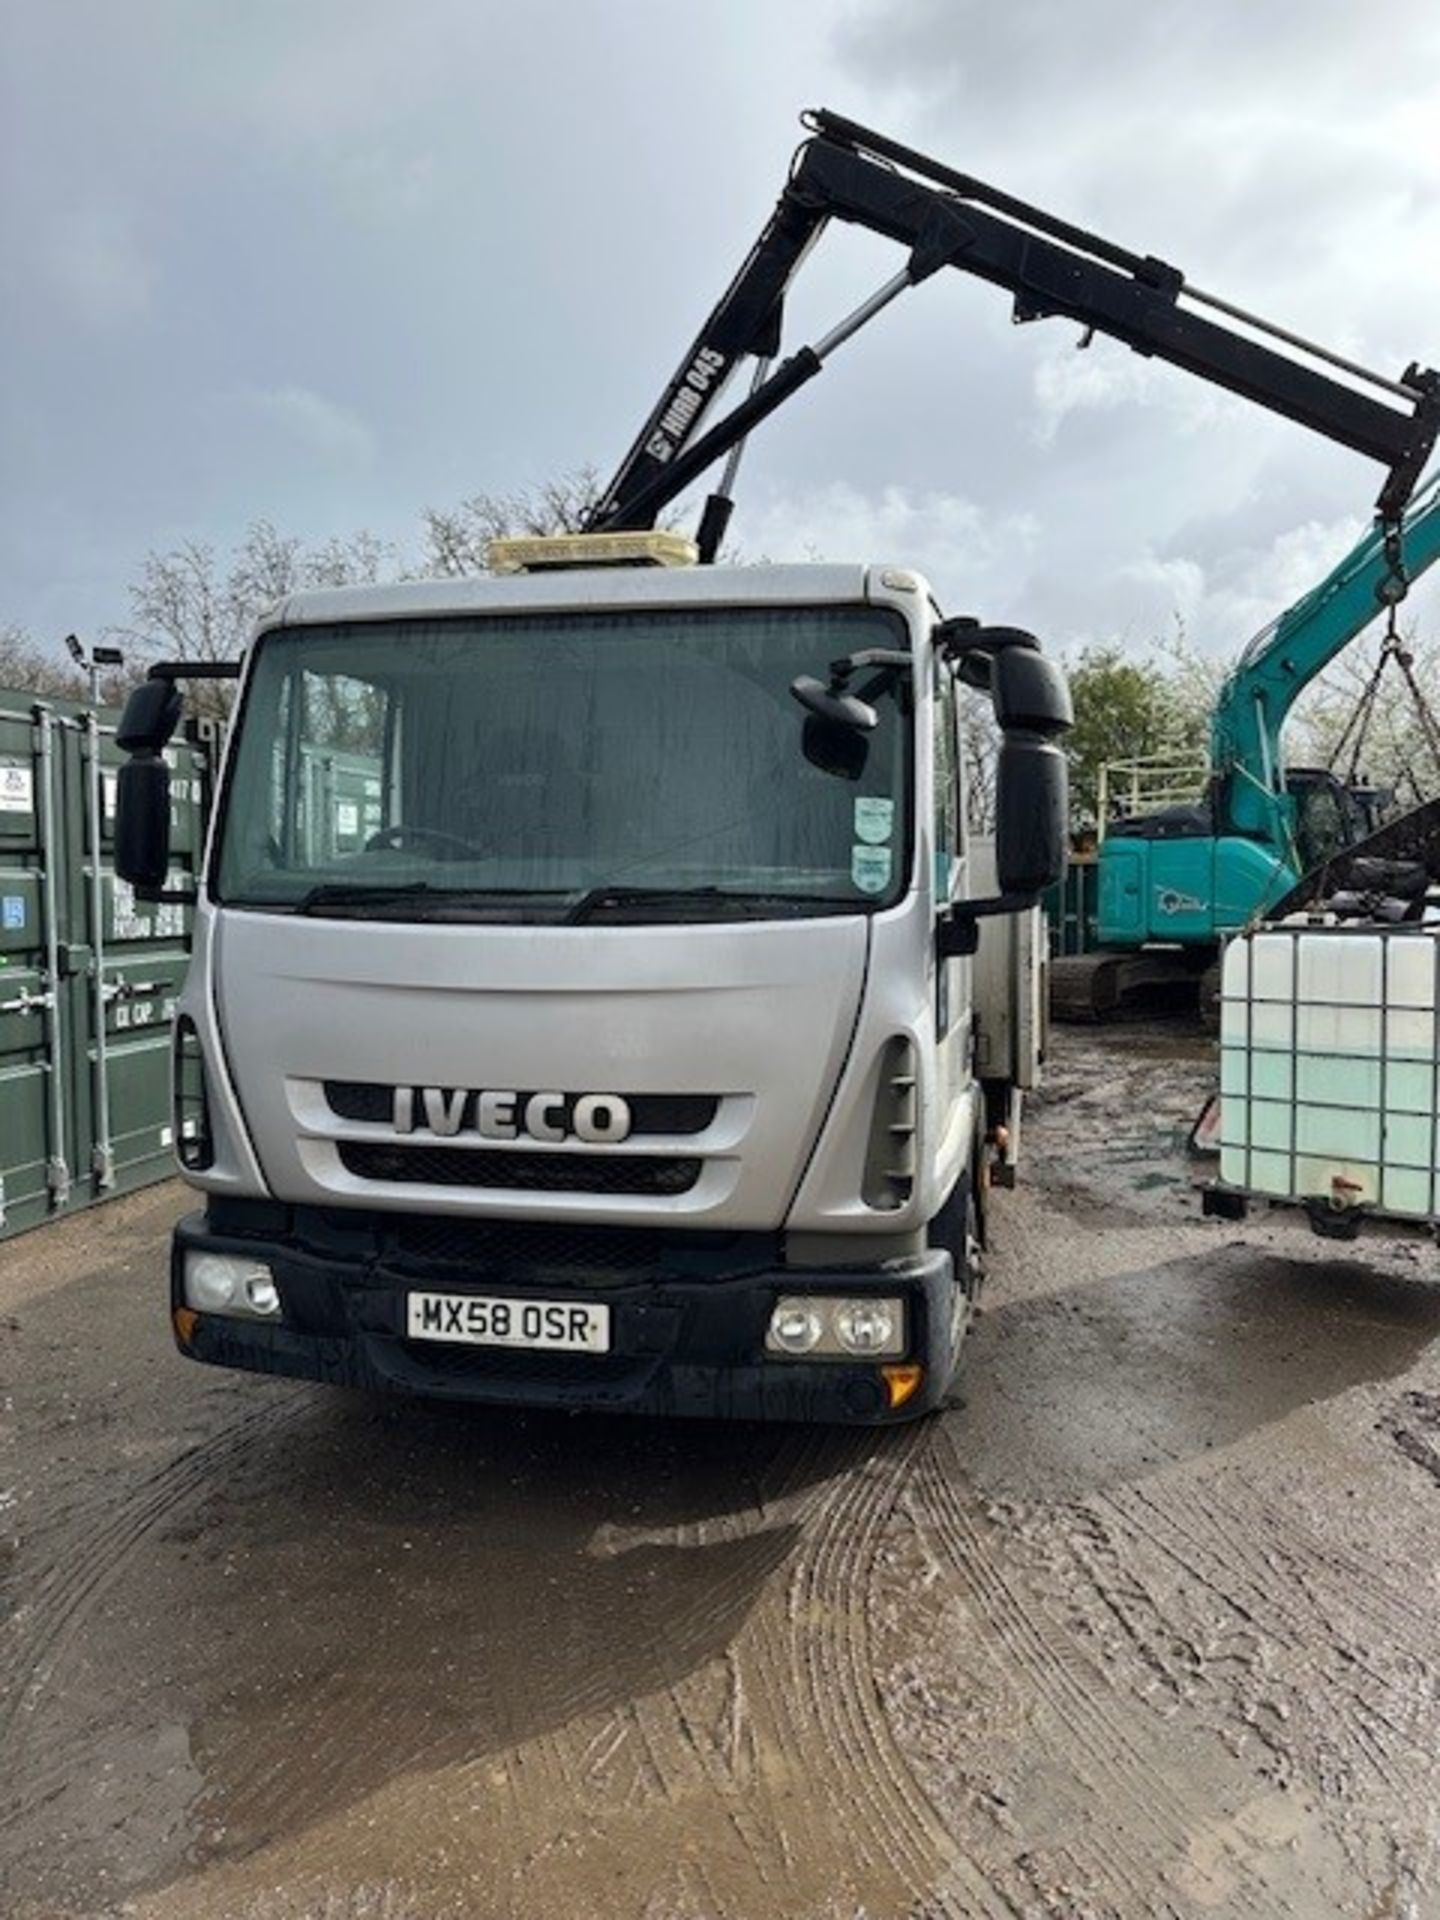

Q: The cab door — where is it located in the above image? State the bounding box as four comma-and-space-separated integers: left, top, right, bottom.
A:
933, 661, 969, 1119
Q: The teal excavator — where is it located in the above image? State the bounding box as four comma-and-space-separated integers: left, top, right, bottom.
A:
1052, 470, 1440, 1017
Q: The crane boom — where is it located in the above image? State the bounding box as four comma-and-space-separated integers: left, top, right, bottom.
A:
588, 110, 1440, 555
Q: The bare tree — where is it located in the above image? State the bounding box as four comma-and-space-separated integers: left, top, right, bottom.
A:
959, 693, 1000, 833
0, 624, 86, 701
1290, 621, 1440, 806
117, 521, 404, 717
421, 467, 609, 575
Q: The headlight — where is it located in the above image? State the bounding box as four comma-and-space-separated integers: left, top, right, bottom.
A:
766, 1295, 905, 1359
835, 1300, 899, 1355
184, 1251, 281, 1320
769, 1303, 825, 1354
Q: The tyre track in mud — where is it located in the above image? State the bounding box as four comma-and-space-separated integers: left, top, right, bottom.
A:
906, 1427, 1304, 1919
177, 1421, 834, 1889
392, 1420, 1017, 1920
778, 1424, 1016, 1920
476, 1426, 851, 1915
1090, 1474, 1440, 1866
128, 1421, 866, 1917
506, 1421, 992, 1919
0, 1392, 314, 1829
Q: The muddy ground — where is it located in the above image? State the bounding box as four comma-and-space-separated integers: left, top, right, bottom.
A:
3, 1023, 1439, 1919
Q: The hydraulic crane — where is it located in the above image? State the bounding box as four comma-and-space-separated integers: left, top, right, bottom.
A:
581, 109, 1439, 1023
585, 110, 1439, 560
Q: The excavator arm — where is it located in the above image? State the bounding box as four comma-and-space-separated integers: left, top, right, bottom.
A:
1214, 472, 1440, 844
588, 110, 1440, 558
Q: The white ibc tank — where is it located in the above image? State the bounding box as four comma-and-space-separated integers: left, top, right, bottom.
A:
1219, 925, 1440, 1222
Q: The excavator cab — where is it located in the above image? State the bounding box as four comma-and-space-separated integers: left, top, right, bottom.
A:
1286, 767, 1380, 874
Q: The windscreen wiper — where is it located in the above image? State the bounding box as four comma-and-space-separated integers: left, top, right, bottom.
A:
292, 883, 570, 919
563, 884, 859, 923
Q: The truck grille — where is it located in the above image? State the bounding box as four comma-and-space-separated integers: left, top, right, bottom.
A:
324, 1081, 718, 1135
339, 1142, 701, 1196
393, 1217, 665, 1274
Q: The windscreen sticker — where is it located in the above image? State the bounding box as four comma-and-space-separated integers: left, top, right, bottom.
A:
853, 796, 895, 845
2, 896, 25, 931
852, 843, 893, 894
336, 801, 360, 838
0, 765, 34, 812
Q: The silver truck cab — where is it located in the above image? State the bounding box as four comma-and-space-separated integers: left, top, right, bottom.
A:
114, 554, 1068, 1423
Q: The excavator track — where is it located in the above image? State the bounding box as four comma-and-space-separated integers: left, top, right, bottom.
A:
1049, 950, 1211, 1022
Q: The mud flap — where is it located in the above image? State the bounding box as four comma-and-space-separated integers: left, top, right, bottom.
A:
1188, 1091, 1221, 1159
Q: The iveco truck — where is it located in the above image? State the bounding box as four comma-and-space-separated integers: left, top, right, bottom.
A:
107, 90, 1440, 1424
112, 536, 1070, 1423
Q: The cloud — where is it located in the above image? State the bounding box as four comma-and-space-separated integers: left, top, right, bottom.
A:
1031, 348, 1232, 448
219, 386, 378, 467
735, 478, 1038, 591
731, 470, 1433, 670
831, 0, 1440, 356
2, 0, 1435, 675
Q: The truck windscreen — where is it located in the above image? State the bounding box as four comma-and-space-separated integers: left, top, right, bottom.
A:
213, 605, 911, 920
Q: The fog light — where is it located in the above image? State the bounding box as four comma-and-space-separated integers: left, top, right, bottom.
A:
184, 1251, 280, 1319
767, 1301, 824, 1355
244, 1274, 281, 1316
835, 1300, 900, 1355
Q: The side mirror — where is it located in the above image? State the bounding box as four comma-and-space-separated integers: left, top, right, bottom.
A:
801, 714, 869, 781
992, 647, 1072, 737
115, 756, 173, 892
995, 734, 1068, 895
116, 677, 183, 753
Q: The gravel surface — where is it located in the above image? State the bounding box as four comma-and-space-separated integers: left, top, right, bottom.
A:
3, 1023, 1438, 1919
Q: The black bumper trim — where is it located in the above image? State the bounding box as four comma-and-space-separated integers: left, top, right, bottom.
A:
170, 1211, 956, 1425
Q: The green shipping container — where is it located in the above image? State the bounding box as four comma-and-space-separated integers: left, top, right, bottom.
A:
0, 687, 212, 1241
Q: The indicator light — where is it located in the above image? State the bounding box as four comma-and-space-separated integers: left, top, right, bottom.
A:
881, 1363, 925, 1409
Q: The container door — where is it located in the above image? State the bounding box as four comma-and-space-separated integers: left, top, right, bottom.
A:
85, 730, 207, 1198
0, 703, 71, 1235
0, 694, 213, 1243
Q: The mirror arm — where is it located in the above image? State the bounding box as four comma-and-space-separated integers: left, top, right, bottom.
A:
146, 659, 242, 682
937, 892, 1039, 957
827, 647, 911, 680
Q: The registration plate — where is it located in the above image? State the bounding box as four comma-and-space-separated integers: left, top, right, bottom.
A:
406, 1291, 611, 1353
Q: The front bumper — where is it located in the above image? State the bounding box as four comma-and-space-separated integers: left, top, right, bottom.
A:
170, 1205, 956, 1424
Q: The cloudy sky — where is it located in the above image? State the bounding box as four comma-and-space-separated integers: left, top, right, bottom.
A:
4, 0, 1439, 668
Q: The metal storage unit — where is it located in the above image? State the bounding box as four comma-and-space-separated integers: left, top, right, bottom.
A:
1044, 855, 1097, 957
0, 688, 211, 1241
